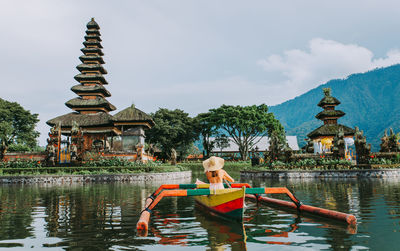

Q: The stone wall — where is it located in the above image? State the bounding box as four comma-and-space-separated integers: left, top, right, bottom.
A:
241, 169, 400, 179
0, 171, 192, 184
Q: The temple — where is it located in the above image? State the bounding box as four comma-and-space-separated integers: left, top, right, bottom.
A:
307, 88, 355, 153
46, 18, 154, 160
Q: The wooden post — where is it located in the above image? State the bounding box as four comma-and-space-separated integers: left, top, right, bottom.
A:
57, 123, 61, 163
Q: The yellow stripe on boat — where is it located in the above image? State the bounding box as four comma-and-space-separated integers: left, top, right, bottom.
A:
197, 184, 210, 189
195, 188, 245, 207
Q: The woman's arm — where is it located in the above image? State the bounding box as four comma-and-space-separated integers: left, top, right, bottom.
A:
222, 170, 234, 183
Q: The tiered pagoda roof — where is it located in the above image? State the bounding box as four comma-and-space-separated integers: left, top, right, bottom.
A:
317, 94, 341, 107
315, 110, 345, 120
307, 124, 355, 138
67, 17, 115, 114
307, 88, 354, 139
47, 18, 154, 138
47, 18, 116, 132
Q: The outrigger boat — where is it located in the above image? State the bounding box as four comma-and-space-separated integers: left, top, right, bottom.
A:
137, 183, 356, 235
194, 186, 246, 222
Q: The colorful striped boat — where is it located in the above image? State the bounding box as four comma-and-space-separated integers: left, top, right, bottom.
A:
136, 183, 357, 236
194, 187, 246, 222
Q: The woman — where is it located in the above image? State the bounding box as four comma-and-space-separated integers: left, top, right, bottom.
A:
203, 156, 234, 191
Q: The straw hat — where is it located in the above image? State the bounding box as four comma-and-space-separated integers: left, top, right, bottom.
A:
203, 156, 225, 172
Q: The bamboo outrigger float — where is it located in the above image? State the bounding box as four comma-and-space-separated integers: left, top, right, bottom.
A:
137, 183, 357, 234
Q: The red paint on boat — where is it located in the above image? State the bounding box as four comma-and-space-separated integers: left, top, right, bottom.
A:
212, 197, 244, 213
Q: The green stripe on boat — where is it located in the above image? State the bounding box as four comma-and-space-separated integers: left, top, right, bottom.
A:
187, 189, 211, 196
179, 184, 197, 189
245, 187, 265, 194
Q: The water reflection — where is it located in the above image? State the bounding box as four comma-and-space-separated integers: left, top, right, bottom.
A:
195, 211, 247, 250
0, 177, 399, 249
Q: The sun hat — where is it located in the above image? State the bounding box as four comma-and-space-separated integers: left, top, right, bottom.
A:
203, 156, 225, 172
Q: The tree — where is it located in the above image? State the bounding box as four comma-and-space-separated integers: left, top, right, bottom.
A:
267, 130, 292, 163
207, 104, 286, 160
196, 112, 232, 159
195, 112, 219, 158
214, 134, 230, 151
0, 98, 40, 159
146, 108, 199, 161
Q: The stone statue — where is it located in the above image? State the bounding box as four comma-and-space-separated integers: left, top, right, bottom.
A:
50, 122, 61, 136
147, 144, 155, 157
323, 87, 331, 97
46, 139, 56, 166
71, 121, 79, 135
70, 122, 83, 161
50, 125, 57, 135
171, 148, 177, 165
304, 138, 314, 153
380, 129, 390, 152
251, 147, 261, 166
136, 143, 144, 162
354, 127, 371, 164
388, 128, 400, 152
70, 144, 78, 161
332, 127, 345, 158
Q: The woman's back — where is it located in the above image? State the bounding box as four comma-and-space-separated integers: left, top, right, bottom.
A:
206, 169, 234, 184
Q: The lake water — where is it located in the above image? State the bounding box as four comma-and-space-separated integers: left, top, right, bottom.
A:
0, 168, 399, 250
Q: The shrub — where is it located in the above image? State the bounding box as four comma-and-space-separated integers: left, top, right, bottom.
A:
369, 158, 392, 165
0, 160, 42, 169
394, 154, 400, 164
85, 157, 162, 168
270, 160, 287, 168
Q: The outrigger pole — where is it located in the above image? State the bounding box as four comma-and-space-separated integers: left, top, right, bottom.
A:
137, 183, 356, 234
137, 183, 251, 232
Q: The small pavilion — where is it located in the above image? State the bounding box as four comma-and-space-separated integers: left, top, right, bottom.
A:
307, 88, 355, 153
113, 105, 155, 151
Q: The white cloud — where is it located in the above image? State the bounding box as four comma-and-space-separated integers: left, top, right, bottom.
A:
258, 38, 400, 95
2, 1, 400, 147
28, 39, 400, 146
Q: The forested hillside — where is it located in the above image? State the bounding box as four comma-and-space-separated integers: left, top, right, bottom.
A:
270, 64, 400, 150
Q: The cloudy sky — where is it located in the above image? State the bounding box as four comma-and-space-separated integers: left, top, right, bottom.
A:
1, 0, 400, 145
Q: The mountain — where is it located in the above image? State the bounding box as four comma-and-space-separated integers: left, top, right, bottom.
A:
270, 64, 400, 151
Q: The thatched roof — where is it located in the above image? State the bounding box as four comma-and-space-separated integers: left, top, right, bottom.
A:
76, 63, 107, 74
85, 29, 100, 36
79, 55, 105, 64
83, 40, 103, 48
318, 96, 341, 107
113, 105, 155, 127
80, 47, 103, 56
86, 18, 100, 29
47, 112, 114, 127
65, 97, 116, 111
315, 110, 345, 120
84, 35, 101, 42
307, 124, 355, 138
71, 84, 111, 97
74, 73, 108, 85
317, 88, 341, 107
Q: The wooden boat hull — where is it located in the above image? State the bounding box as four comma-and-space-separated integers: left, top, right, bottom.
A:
194, 187, 246, 222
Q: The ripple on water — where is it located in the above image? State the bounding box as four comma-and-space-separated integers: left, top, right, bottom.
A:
0, 180, 399, 250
